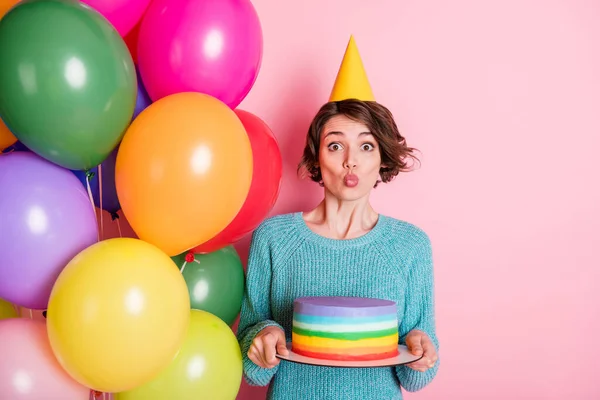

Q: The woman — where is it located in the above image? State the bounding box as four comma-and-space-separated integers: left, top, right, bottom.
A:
237, 99, 439, 399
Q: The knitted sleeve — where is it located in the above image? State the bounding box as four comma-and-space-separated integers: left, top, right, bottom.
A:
395, 230, 440, 392
236, 224, 284, 387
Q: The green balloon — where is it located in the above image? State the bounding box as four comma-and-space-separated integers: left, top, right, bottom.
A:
172, 246, 245, 326
0, 0, 136, 170
114, 310, 243, 400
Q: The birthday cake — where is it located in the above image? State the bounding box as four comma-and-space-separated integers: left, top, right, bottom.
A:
291, 296, 399, 361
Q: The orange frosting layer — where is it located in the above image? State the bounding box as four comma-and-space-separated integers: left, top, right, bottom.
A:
293, 342, 396, 357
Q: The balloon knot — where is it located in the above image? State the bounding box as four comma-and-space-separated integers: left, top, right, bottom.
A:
92, 390, 103, 398
85, 170, 95, 179
185, 252, 195, 263
110, 212, 120, 221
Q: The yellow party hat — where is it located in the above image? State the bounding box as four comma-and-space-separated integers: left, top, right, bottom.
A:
329, 35, 375, 102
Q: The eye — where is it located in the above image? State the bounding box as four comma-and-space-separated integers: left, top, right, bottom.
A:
361, 143, 375, 151
327, 142, 343, 151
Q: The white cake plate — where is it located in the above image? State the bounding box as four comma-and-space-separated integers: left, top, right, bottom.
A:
276, 343, 423, 368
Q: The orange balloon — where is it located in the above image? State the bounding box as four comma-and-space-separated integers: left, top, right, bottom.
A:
115, 92, 253, 256
0, 119, 16, 151
0, 0, 19, 20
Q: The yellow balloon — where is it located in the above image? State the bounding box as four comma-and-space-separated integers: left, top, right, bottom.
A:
0, 297, 18, 320
46, 238, 190, 393
114, 310, 243, 400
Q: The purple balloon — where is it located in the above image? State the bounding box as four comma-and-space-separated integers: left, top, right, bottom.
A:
133, 67, 152, 120
0, 152, 98, 309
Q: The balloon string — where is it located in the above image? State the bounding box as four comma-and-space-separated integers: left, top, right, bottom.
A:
29, 309, 33, 319
116, 217, 123, 238
180, 261, 188, 274
98, 164, 104, 241
85, 174, 100, 242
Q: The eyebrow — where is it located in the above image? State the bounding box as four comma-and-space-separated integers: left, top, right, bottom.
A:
324, 131, 372, 138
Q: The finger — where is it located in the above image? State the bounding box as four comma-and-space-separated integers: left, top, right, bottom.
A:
407, 358, 429, 372
263, 335, 279, 366
253, 338, 269, 367
277, 342, 289, 356
421, 340, 438, 367
406, 334, 424, 356
248, 347, 264, 368
276, 335, 289, 356
262, 333, 281, 365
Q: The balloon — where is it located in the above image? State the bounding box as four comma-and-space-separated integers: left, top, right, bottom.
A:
115, 92, 253, 256
137, 0, 263, 108
0, 152, 98, 309
0, 319, 90, 399
124, 19, 141, 62
114, 309, 242, 400
81, 0, 151, 37
133, 67, 152, 120
194, 110, 282, 253
0, 298, 17, 320
46, 238, 190, 393
0, 117, 16, 151
0, 0, 19, 19
0, 0, 137, 170
70, 71, 149, 216
172, 247, 244, 326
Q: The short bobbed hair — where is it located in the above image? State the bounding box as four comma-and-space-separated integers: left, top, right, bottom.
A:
298, 99, 420, 187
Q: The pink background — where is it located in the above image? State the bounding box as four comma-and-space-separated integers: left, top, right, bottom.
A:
19, 0, 599, 399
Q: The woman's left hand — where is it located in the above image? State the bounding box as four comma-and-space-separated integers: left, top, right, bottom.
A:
405, 329, 438, 372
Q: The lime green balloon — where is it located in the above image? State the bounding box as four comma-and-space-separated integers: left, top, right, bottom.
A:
115, 309, 242, 400
0, 0, 136, 170
171, 246, 244, 326
0, 298, 18, 320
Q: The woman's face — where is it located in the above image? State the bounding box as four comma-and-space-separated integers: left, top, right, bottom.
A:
318, 114, 382, 201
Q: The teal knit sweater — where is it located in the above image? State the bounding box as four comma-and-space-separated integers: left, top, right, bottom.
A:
237, 212, 440, 400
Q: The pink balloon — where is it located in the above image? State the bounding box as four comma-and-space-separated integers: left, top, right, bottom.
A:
137, 0, 263, 108
0, 319, 90, 399
81, 0, 151, 37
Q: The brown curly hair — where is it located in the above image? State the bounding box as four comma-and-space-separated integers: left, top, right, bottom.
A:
298, 99, 420, 187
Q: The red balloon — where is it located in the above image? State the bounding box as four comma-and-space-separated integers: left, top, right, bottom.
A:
124, 20, 140, 62
193, 110, 282, 253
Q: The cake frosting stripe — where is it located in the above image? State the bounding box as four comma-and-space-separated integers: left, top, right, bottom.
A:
293, 313, 393, 325
292, 326, 397, 340
292, 319, 397, 332
292, 349, 399, 362
297, 301, 396, 317
292, 333, 397, 348
292, 343, 395, 356
291, 296, 400, 362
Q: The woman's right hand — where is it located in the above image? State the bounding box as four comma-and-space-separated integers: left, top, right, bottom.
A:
248, 326, 289, 369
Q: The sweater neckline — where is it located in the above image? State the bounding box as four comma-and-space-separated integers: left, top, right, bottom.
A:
293, 211, 388, 248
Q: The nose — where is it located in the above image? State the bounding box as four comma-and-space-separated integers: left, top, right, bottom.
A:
343, 151, 357, 169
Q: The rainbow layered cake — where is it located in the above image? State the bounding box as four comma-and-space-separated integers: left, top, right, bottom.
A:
291, 296, 399, 361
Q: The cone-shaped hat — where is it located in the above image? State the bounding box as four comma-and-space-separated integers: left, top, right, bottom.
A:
329, 35, 375, 102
